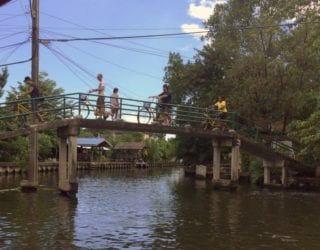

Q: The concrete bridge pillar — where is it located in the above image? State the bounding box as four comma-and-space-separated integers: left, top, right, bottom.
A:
212, 138, 240, 188
231, 140, 241, 181
212, 140, 221, 181
21, 126, 39, 192
57, 125, 80, 194
263, 159, 286, 186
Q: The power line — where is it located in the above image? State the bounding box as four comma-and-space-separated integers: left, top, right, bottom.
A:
40, 30, 162, 98
37, 26, 207, 31
40, 11, 193, 60
0, 40, 29, 50
0, 13, 25, 23
44, 44, 144, 99
40, 20, 320, 43
62, 42, 162, 80
0, 40, 25, 64
41, 29, 171, 59
0, 31, 27, 41
0, 57, 31, 67
44, 44, 94, 89
40, 31, 207, 42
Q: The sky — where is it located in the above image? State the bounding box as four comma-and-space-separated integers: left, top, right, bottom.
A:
0, 0, 227, 102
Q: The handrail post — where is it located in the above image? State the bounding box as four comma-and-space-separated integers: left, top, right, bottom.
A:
63, 96, 66, 118
119, 98, 122, 119
78, 93, 81, 117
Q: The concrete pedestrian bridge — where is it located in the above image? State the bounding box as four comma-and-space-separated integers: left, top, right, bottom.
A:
0, 93, 315, 194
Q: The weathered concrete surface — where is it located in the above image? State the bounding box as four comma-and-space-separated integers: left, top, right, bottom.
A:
195, 165, 207, 179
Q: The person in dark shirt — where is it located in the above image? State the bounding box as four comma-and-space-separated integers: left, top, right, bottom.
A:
149, 84, 172, 125
16, 76, 44, 122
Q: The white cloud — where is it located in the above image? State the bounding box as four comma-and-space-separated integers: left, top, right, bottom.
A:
188, 0, 227, 21
181, 1, 227, 40
181, 23, 207, 38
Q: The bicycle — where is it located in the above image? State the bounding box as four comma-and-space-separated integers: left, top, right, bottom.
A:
69, 93, 98, 119
202, 107, 227, 130
5, 98, 56, 129
69, 93, 112, 119
137, 98, 172, 125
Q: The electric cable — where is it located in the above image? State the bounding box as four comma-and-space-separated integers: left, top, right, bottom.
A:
0, 31, 27, 41
45, 44, 144, 99
0, 40, 25, 64
62, 42, 162, 80
44, 44, 94, 89
41, 11, 193, 60
0, 40, 29, 50
0, 57, 31, 67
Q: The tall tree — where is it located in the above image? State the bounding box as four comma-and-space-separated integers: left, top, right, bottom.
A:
0, 67, 8, 97
164, 0, 320, 166
0, 72, 65, 162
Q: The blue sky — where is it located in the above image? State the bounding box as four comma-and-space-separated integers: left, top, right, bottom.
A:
0, 0, 226, 101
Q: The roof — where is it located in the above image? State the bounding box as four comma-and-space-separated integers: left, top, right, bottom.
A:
77, 138, 112, 148
113, 142, 147, 150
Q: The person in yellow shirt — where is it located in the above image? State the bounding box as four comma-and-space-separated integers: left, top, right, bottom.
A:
213, 96, 227, 119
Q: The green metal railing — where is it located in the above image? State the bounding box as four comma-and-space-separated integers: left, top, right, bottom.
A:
0, 92, 299, 160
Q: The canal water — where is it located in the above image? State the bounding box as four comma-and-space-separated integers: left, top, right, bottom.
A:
1, 168, 320, 249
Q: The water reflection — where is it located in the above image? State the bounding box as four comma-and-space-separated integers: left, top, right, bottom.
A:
0, 174, 77, 249
1, 169, 320, 249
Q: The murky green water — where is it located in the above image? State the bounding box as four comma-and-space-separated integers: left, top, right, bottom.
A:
1, 168, 320, 249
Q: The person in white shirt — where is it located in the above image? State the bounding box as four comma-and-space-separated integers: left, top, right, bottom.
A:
110, 88, 120, 120
90, 73, 109, 120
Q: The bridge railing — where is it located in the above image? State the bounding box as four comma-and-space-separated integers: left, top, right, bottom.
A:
0, 92, 228, 128
0, 92, 299, 159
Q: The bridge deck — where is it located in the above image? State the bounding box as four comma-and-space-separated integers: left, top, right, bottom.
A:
0, 118, 234, 140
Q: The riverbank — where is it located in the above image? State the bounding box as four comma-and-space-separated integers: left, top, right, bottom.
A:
0, 160, 180, 175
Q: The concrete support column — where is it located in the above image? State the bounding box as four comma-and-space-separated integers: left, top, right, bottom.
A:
263, 159, 285, 186
263, 166, 271, 185
212, 139, 221, 181
68, 135, 78, 186
195, 165, 207, 179
58, 126, 79, 194
281, 166, 288, 187
231, 141, 240, 181
58, 136, 68, 192
21, 126, 38, 192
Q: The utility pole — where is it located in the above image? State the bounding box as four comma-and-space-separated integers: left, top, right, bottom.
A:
20, 0, 39, 192
31, 0, 39, 86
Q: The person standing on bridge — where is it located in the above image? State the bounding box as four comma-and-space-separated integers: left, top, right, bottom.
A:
149, 83, 172, 125
213, 96, 227, 119
89, 73, 109, 120
110, 87, 120, 120
16, 76, 44, 122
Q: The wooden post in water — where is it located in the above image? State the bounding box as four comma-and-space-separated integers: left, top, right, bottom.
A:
57, 125, 80, 194
21, 126, 39, 192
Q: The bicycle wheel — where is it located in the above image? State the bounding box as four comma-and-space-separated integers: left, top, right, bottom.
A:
38, 102, 57, 121
19, 115, 28, 127
70, 102, 90, 119
137, 107, 151, 124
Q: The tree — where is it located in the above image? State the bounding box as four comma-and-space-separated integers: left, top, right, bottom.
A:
0, 67, 8, 97
6, 72, 64, 100
164, 0, 320, 168
0, 72, 65, 164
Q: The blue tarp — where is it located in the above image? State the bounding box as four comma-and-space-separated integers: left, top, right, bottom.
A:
77, 138, 112, 147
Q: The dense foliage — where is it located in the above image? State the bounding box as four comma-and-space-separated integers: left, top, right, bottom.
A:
0, 72, 64, 164
164, 0, 320, 166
